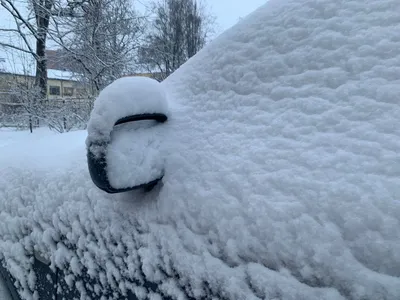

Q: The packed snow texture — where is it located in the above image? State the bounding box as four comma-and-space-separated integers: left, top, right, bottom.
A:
107, 120, 167, 188
86, 76, 168, 150
1, 0, 400, 299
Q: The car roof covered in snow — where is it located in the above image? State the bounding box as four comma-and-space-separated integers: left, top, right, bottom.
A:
1, 0, 400, 299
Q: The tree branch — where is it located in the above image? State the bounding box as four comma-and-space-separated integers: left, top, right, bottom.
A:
0, 42, 37, 57
1, 0, 39, 39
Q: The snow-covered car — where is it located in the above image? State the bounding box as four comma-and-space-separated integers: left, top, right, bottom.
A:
1, 0, 400, 299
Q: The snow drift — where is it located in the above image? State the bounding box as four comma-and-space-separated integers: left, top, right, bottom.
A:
1, 0, 400, 299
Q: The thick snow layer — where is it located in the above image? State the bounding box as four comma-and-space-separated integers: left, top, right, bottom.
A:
0, 128, 87, 171
87, 76, 169, 189
1, 0, 400, 299
107, 120, 167, 188
86, 76, 168, 151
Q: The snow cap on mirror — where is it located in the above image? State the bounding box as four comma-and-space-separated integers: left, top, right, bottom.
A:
86, 76, 168, 147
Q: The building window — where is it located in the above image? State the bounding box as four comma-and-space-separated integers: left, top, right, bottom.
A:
49, 86, 60, 96
76, 88, 86, 97
63, 87, 74, 96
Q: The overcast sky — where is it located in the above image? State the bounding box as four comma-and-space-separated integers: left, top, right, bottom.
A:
206, 0, 267, 34
0, 0, 268, 73
136, 0, 268, 35
0, 0, 268, 42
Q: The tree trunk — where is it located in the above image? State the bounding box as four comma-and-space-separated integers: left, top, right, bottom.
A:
34, 0, 52, 100
35, 37, 47, 100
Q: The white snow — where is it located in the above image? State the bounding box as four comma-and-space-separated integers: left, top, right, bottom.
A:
0, 127, 87, 171
86, 76, 168, 150
1, 0, 400, 299
47, 69, 80, 81
107, 120, 167, 189
86, 76, 169, 189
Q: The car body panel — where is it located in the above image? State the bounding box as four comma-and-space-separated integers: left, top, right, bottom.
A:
1, 0, 400, 299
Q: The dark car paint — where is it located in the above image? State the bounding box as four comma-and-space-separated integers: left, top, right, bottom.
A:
1, 256, 182, 300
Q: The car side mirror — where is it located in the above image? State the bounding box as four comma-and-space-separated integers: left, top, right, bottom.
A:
86, 77, 168, 194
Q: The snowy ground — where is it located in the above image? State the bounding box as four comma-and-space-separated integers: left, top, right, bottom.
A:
0, 127, 52, 148
1, 0, 400, 299
0, 127, 87, 171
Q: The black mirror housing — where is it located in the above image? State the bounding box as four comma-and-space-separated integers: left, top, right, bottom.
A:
86, 77, 169, 194
87, 113, 168, 193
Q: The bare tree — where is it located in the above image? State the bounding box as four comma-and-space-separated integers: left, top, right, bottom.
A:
138, 0, 215, 79
1, 0, 138, 132
50, 0, 146, 93
0, 30, 93, 133
0, 0, 88, 98
2, 77, 94, 133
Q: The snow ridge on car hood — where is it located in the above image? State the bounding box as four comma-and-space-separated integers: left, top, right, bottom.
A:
1, 0, 400, 299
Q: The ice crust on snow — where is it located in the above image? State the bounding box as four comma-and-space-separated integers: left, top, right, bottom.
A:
1, 0, 400, 299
